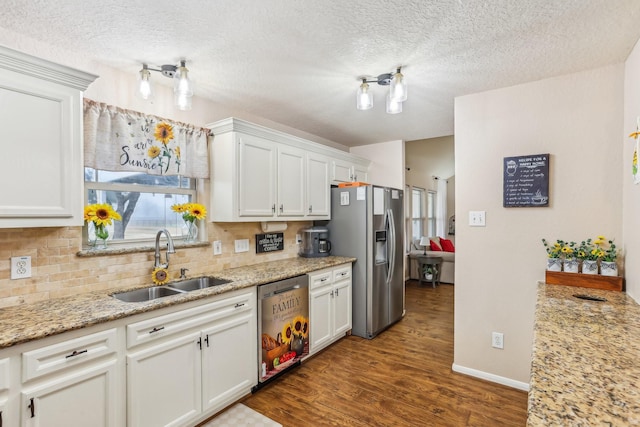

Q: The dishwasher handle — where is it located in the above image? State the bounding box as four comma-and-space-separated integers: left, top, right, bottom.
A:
273, 284, 300, 294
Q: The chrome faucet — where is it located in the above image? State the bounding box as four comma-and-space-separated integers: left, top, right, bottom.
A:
154, 229, 176, 269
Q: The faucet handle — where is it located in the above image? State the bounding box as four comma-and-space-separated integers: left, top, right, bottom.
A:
180, 268, 189, 279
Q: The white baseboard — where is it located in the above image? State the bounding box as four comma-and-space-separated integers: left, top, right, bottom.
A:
451, 364, 530, 392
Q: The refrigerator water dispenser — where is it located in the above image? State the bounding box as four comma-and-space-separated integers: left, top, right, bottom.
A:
375, 230, 387, 264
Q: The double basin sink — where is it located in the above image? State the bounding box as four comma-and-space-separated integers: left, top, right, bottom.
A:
112, 276, 231, 303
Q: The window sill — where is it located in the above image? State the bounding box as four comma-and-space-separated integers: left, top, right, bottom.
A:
76, 241, 209, 257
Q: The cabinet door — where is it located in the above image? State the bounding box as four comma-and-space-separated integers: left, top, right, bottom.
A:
309, 286, 333, 353
331, 159, 353, 183
127, 331, 202, 427
277, 145, 305, 217
352, 165, 369, 183
333, 280, 352, 338
306, 153, 330, 217
21, 360, 118, 427
201, 312, 256, 413
0, 70, 81, 227
238, 134, 276, 217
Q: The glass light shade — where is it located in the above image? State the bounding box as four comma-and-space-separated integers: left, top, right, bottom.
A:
137, 67, 153, 100
175, 91, 192, 111
386, 91, 402, 114
389, 70, 407, 103
174, 62, 193, 97
356, 82, 373, 110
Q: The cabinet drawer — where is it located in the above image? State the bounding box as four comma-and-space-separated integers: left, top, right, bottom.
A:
127, 289, 255, 349
22, 328, 117, 382
308, 268, 333, 290
333, 265, 351, 282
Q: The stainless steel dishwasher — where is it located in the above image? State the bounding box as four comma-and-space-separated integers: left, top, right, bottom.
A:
254, 275, 309, 390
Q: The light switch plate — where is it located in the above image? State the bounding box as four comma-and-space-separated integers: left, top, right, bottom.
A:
213, 240, 222, 255
469, 210, 486, 227
234, 239, 250, 253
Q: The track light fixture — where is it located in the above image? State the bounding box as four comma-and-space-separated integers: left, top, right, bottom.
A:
356, 66, 407, 114
137, 60, 193, 111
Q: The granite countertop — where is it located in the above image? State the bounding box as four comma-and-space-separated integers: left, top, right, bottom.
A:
0, 256, 355, 350
528, 283, 640, 426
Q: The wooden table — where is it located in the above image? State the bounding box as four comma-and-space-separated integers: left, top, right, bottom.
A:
412, 255, 443, 288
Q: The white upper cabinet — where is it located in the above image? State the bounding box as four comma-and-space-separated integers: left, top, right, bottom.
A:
331, 158, 369, 184
208, 118, 370, 222
0, 46, 97, 228
306, 152, 331, 217
238, 134, 277, 217
276, 145, 306, 217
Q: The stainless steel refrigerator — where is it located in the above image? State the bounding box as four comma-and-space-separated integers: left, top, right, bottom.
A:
326, 185, 404, 339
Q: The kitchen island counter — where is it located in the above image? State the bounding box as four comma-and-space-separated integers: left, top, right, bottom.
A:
0, 256, 355, 349
528, 283, 640, 426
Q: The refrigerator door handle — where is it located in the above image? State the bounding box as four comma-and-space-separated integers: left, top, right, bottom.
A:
386, 208, 396, 284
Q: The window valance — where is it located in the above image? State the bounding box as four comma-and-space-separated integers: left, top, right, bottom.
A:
83, 99, 210, 178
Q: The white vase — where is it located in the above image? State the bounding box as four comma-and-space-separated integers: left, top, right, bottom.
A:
582, 260, 598, 275
600, 261, 618, 277
546, 258, 562, 272
563, 259, 579, 273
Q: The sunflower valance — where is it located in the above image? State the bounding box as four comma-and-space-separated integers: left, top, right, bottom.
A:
83, 99, 210, 178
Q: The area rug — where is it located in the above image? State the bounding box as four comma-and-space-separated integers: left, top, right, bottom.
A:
202, 403, 282, 427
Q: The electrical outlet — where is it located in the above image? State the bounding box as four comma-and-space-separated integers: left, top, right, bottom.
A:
234, 239, 250, 253
11, 256, 32, 279
492, 332, 504, 349
296, 234, 302, 244
213, 240, 222, 255
469, 210, 486, 227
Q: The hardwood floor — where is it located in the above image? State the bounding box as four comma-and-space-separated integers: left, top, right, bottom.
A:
240, 281, 528, 426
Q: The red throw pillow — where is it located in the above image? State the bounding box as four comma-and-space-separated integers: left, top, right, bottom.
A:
429, 240, 442, 251
440, 238, 455, 252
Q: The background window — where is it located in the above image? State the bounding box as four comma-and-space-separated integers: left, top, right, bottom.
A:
426, 190, 436, 237
84, 168, 197, 245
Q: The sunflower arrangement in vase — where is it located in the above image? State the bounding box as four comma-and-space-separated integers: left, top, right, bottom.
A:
281, 315, 309, 356
171, 202, 207, 241
84, 203, 122, 249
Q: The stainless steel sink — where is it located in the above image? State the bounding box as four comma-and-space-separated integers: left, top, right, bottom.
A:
166, 276, 231, 292
112, 286, 186, 302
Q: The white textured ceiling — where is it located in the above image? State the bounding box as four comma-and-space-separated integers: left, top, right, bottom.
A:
2, 0, 640, 146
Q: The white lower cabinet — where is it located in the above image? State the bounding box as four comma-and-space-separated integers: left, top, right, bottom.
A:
126, 288, 257, 427
127, 332, 202, 427
21, 360, 118, 427
0, 286, 261, 427
201, 311, 255, 412
308, 264, 353, 354
19, 328, 121, 427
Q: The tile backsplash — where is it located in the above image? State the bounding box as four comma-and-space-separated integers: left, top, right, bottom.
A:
0, 222, 311, 308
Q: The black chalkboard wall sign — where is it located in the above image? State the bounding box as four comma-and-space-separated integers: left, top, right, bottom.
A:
503, 154, 550, 207
255, 232, 284, 253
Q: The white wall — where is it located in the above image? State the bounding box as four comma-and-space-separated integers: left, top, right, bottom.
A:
405, 136, 455, 192
624, 38, 640, 301
454, 64, 624, 386
350, 140, 405, 189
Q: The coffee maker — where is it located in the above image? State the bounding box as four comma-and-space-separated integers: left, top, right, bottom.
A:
299, 227, 331, 257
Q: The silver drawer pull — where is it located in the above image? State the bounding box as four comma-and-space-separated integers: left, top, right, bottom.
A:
149, 326, 165, 334
234, 303, 245, 308
65, 349, 88, 359
320, 277, 328, 282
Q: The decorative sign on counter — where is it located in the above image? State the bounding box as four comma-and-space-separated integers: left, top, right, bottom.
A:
256, 233, 284, 253
503, 153, 550, 207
